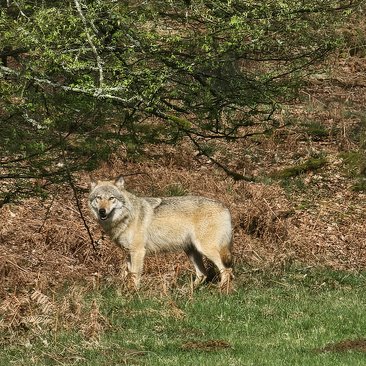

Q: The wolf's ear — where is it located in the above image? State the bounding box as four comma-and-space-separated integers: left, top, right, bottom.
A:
89, 175, 97, 191
114, 175, 125, 189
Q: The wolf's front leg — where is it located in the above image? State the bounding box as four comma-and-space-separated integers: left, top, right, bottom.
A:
122, 254, 131, 279
129, 247, 146, 289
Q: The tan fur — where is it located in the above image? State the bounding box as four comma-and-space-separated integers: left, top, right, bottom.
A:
89, 176, 233, 290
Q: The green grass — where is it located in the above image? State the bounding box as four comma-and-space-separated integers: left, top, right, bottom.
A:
2, 268, 366, 365
302, 120, 329, 141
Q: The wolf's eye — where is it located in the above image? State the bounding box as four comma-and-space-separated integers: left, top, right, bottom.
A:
95, 196, 102, 201
109, 196, 115, 201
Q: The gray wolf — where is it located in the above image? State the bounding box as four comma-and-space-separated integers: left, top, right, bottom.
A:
89, 176, 233, 290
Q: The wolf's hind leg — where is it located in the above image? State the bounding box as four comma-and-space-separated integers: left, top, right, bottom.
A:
184, 246, 207, 286
198, 244, 233, 292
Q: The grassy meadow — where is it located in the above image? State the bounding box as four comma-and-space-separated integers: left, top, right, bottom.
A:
2, 267, 366, 366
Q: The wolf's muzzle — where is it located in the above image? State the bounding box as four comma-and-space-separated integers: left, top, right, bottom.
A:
98, 208, 108, 220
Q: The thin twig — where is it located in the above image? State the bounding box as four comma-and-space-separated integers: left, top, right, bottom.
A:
68, 172, 98, 253
37, 195, 56, 234
59, 136, 97, 253
12, 0, 29, 19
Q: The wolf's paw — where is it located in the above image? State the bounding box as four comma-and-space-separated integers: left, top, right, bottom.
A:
193, 275, 207, 287
121, 271, 141, 291
219, 268, 234, 294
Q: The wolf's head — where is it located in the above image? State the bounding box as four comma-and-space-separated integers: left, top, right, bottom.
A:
89, 176, 128, 222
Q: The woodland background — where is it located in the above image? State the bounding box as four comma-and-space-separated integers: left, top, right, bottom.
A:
1, 0, 366, 345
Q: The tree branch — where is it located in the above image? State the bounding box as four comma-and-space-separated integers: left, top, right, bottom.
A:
0, 65, 139, 105
186, 131, 256, 182
73, 0, 104, 89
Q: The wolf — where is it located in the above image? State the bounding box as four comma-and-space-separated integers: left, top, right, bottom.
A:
88, 176, 233, 290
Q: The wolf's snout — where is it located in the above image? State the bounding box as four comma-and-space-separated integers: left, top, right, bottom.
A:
99, 208, 107, 219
